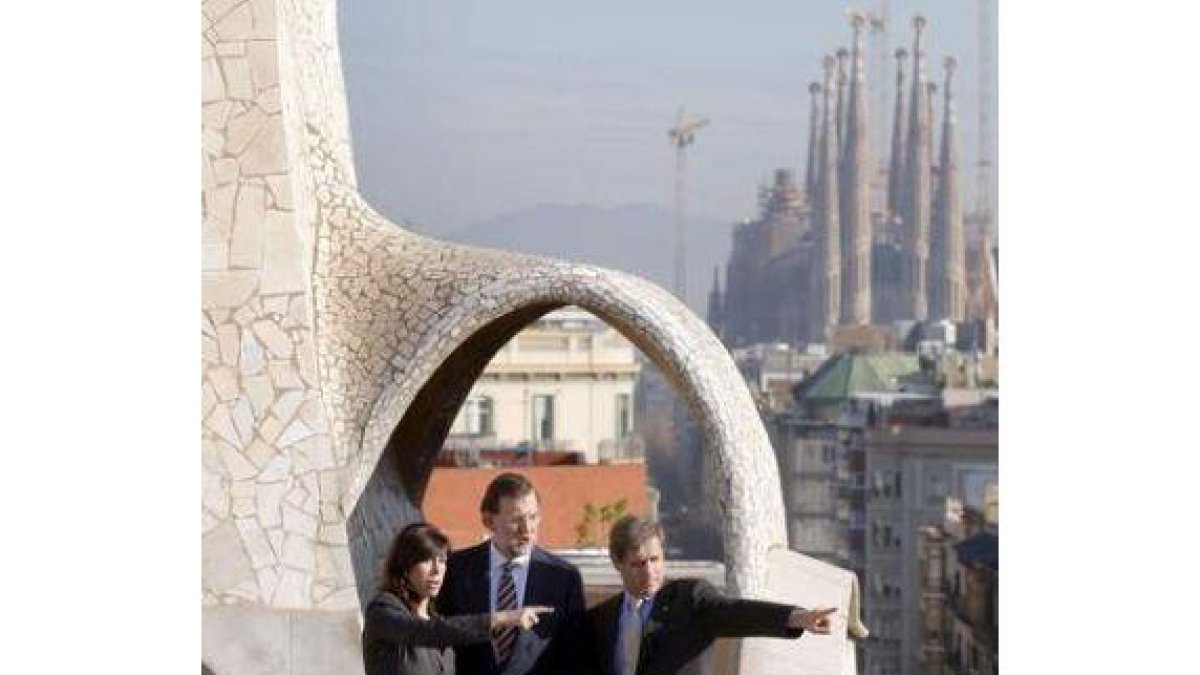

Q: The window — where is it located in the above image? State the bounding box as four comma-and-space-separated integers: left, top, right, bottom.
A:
458, 396, 493, 436
477, 397, 493, 435
532, 394, 555, 442
615, 393, 631, 440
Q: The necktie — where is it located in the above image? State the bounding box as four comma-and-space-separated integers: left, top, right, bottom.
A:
620, 598, 645, 675
494, 561, 519, 665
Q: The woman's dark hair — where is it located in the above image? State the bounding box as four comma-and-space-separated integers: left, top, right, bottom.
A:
379, 522, 452, 604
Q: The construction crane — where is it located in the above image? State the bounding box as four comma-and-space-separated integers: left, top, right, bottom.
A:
668, 106, 709, 305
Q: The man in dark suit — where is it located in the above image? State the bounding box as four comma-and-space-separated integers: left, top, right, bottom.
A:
587, 515, 835, 675
440, 472, 588, 675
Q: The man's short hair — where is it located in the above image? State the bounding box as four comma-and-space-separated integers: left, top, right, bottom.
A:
479, 472, 539, 514
608, 514, 665, 563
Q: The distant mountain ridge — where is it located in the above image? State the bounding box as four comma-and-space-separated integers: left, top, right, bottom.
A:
444, 203, 732, 313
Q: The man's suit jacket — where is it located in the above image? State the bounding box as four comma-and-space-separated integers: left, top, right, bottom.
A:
586, 578, 804, 675
440, 541, 588, 675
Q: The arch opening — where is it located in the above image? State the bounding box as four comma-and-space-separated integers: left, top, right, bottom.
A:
347, 301, 733, 608
347, 302, 563, 606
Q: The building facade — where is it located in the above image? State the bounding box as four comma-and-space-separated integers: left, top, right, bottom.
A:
446, 307, 642, 464
768, 351, 997, 675
733, 341, 829, 413
918, 501, 998, 675
775, 419, 844, 566
861, 427, 997, 675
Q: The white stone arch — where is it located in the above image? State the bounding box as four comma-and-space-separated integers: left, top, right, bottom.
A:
342, 248, 789, 602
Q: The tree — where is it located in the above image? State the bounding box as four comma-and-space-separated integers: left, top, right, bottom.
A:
574, 498, 629, 547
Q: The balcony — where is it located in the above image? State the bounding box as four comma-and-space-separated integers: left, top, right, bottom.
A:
436, 445, 585, 467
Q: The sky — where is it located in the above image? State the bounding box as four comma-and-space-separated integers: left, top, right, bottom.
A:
338, 0, 994, 235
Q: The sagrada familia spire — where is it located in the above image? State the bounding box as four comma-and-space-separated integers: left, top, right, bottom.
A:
816, 53, 842, 333
802, 12, 963, 333
930, 56, 966, 320
839, 11, 872, 325
886, 48, 908, 224
715, 12, 985, 348
805, 81, 822, 204
902, 14, 933, 321
835, 47, 849, 155
707, 266, 725, 339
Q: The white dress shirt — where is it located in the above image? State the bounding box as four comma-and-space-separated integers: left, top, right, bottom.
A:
488, 541, 531, 611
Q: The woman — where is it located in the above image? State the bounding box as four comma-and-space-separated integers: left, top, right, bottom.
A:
363, 522, 552, 675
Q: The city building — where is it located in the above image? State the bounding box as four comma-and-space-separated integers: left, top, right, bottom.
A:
732, 341, 828, 413
862, 426, 997, 675
769, 351, 931, 569
446, 307, 642, 464
708, 17, 998, 353
766, 350, 997, 675
770, 417, 843, 565
918, 499, 998, 675
432, 308, 660, 555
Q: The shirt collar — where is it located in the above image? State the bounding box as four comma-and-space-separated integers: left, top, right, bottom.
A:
489, 540, 532, 571
622, 590, 654, 617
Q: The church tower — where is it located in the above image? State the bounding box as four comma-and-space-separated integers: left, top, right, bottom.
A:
886, 48, 908, 224
839, 11, 872, 324
805, 81, 822, 204
931, 56, 966, 320
706, 265, 725, 339
816, 54, 842, 335
902, 15, 933, 321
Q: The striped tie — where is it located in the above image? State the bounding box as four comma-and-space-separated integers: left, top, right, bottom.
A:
493, 561, 519, 665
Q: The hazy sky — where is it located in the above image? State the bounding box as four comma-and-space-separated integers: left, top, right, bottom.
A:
339, 0, 993, 235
